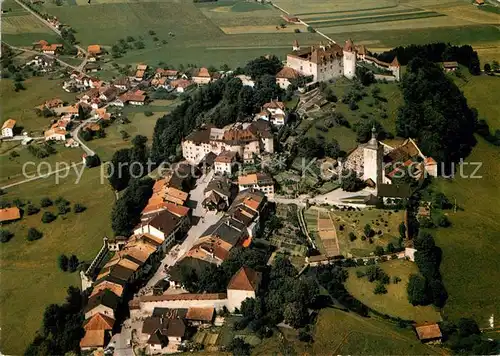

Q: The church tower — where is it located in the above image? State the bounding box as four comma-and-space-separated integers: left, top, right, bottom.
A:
292, 40, 300, 51
363, 127, 384, 192
342, 39, 356, 79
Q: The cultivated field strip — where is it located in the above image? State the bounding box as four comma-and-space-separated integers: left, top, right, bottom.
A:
300, 7, 423, 21
307, 11, 446, 28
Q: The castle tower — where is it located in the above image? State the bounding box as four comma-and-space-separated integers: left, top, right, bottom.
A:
342, 39, 356, 79
292, 40, 300, 51
389, 56, 401, 81
363, 126, 384, 192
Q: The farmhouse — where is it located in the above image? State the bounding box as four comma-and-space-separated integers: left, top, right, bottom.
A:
0, 207, 21, 223
2, 119, 16, 138
170, 79, 193, 93
256, 99, 287, 126
87, 45, 102, 56
117, 90, 147, 106
192, 67, 212, 85
42, 43, 63, 55
414, 323, 442, 343
44, 127, 67, 141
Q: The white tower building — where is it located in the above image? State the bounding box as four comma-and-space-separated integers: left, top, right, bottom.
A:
363, 127, 384, 192
342, 39, 356, 79
292, 39, 300, 51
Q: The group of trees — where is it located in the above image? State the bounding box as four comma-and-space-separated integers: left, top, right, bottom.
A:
440, 318, 498, 354
407, 230, 448, 307
58, 254, 79, 272
111, 178, 154, 236
476, 118, 500, 146
25, 286, 85, 355
108, 135, 149, 191
396, 57, 477, 171
296, 136, 341, 160
374, 42, 481, 75
28, 142, 57, 159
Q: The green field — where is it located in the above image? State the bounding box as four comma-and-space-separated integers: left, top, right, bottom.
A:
254, 308, 441, 355
0, 168, 115, 354
346, 259, 442, 323
39, 0, 320, 67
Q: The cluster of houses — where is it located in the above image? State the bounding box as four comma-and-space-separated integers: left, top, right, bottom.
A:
80, 164, 197, 351
33, 39, 63, 56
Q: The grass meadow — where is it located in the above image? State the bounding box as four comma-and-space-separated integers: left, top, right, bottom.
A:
0, 168, 115, 354
346, 259, 443, 323
254, 308, 441, 355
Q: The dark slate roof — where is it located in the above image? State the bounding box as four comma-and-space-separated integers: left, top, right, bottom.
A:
201, 218, 244, 246
85, 289, 119, 313
144, 209, 181, 236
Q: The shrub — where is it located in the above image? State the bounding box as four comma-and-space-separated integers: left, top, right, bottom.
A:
41, 211, 57, 223
68, 254, 79, 272
58, 254, 68, 271
55, 197, 69, 206
374, 246, 385, 256
0, 229, 14, 243
364, 223, 374, 237
392, 276, 402, 284
58, 203, 70, 215
356, 270, 365, 278
40, 197, 53, 207
27, 228, 43, 241
349, 232, 357, 241
144, 110, 154, 117
26, 204, 40, 215
294, 28, 300, 33
307, 26, 316, 33
73, 203, 86, 213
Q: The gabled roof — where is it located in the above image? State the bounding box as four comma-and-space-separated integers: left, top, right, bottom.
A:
186, 307, 214, 322
80, 330, 107, 349
91, 279, 125, 298
390, 56, 400, 67
263, 99, 285, 110
85, 289, 119, 313
87, 45, 101, 54
141, 209, 181, 236
343, 39, 354, 52
276, 67, 300, 80
193, 67, 211, 78
227, 266, 261, 291
415, 323, 442, 340
84, 313, 115, 331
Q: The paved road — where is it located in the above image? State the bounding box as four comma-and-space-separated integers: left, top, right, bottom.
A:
71, 117, 98, 156
0, 162, 84, 190
109, 170, 221, 353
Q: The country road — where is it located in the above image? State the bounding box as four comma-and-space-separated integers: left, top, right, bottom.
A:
2, 43, 81, 71
71, 116, 98, 156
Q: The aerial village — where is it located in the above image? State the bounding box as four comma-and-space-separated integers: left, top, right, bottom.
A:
1, 36, 471, 355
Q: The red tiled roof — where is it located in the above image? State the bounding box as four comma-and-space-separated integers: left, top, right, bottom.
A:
227, 266, 260, 291
0, 207, 21, 222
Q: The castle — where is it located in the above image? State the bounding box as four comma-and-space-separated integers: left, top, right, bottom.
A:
286, 39, 401, 83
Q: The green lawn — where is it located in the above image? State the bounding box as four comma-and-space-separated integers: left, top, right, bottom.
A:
0, 77, 76, 134
0, 168, 115, 354
346, 259, 443, 323
303, 78, 402, 152
253, 308, 441, 355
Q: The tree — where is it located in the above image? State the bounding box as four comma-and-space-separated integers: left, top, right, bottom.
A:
245, 55, 283, 79
396, 57, 476, 169
80, 130, 92, 142
364, 224, 373, 238
407, 274, 429, 305
356, 66, 375, 86
108, 149, 131, 191
148, 30, 156, 35
398, 222, 406, 238
57, 202, 70, 215
58, 254, 69, 272
374, 246, 384, 256
0, 229, 14, 243
85, 154, 101, 168
40, 197, 53, 207
27, 228, 43, 241
73, 203, 86, 213
26, 204, 40, 215
340, 170, 364, 192
126, 36, 135, 42
134, 41, 145, 49
349, 232, 357, 241
413, 230, 435, 250
42, 211, 57, 223
228, 338, 252, 356
492, 60, 499, 72
68, 255, 79, 272
484, 63, 491, 72
324, 140, 340, 158
14, 81, 25, 92
120, 130, 130, 140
